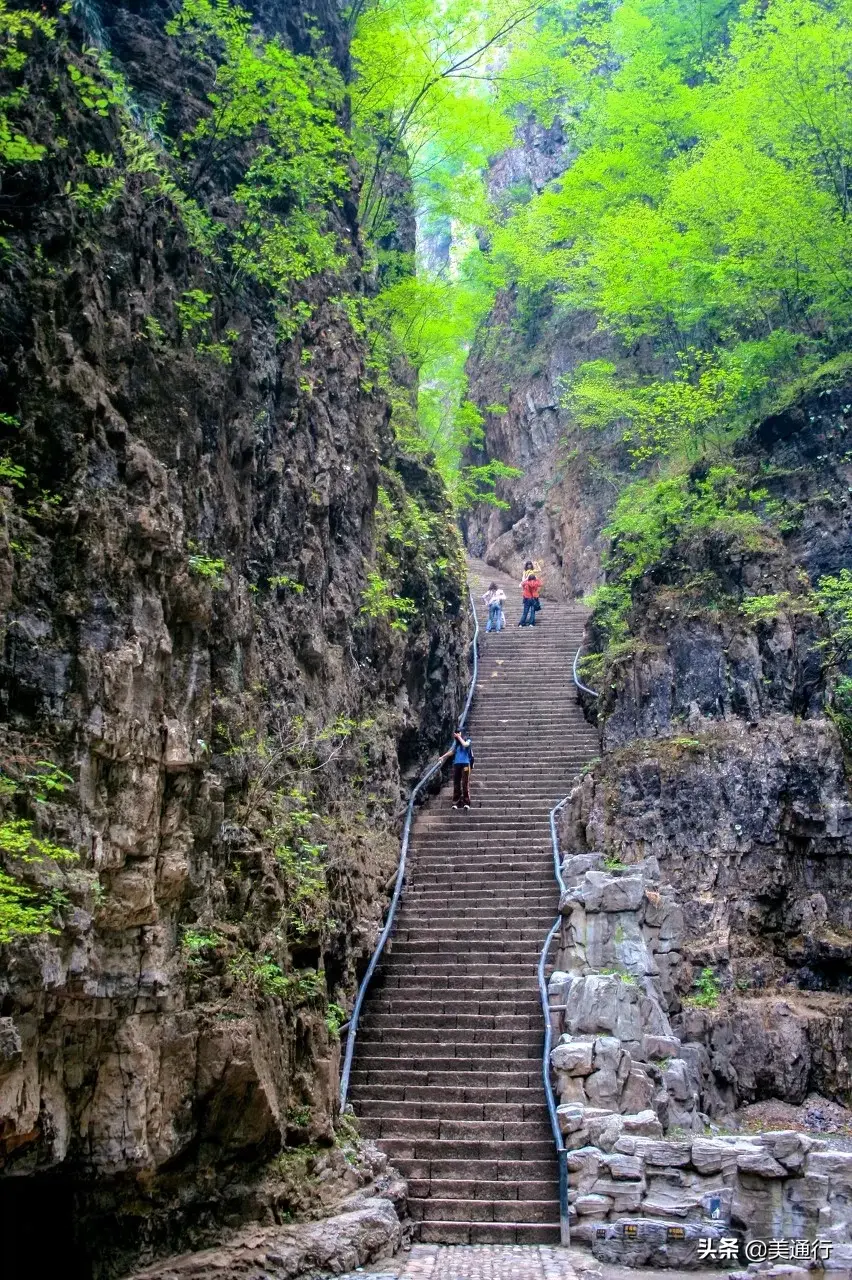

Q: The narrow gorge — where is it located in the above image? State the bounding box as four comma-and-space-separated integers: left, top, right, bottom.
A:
1, 1, 852, 1279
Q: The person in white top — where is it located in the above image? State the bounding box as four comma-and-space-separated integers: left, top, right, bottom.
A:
482, 582, 506, 632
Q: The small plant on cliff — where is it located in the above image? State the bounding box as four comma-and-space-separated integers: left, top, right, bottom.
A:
814, 569, 852, 666
685, 966, 721, 1009
740, 593, 791, 623
359, 570, 415, 632
0, 818, 78, 865
0, 4, 56, 164
588, 466, 771, 648
0, 457, 25, 488
269, 574, 305, 594
188, 552, 227, 586
325, 1001, 346, 1039
181, 927, 223, 970
0, 819, 79, 944
603, 854, 628, 872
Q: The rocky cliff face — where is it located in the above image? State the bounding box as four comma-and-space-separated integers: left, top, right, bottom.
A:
553, 381, 852, 1265
0, 4, 467, 1276
463, 115, 636, 597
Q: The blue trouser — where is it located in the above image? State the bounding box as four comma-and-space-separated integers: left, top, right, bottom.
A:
520, 598, 537, 626
486, 603, 502, 632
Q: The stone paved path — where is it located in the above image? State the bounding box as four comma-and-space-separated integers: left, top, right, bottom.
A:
336, 1243, 727, 1280
336, 1242, 584, 1278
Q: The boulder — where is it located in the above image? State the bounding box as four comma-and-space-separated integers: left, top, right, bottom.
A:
642, 1178, 704, 1218
622, 1110, 664, 1138
575, 1192, 613, 1216
590, 1177, 644, 1212
690, 1137, 738, 1176
642, 1034, 682, 1061
734, 1144, 787, 1178
583, 871, 645, 913
604, 1153, 644, 1181
564, 974, 643, 1043
551, 1037, 595, 1076
620, 1064, 657, 1115
633, 1139, 692, 1167
556, 1102, 586, 1133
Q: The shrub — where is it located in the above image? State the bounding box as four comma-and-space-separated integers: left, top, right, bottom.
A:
684, 966, 721, 1009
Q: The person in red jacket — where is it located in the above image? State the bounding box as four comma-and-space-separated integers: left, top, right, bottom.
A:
519, 571, 541, 627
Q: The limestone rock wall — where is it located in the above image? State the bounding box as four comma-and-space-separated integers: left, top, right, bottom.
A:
0, 3, 467, 1275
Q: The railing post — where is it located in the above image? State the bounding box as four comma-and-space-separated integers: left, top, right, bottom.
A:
559, 1148, 570, 1245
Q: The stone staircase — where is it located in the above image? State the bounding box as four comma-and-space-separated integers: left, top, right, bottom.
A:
349, 561, 600, 1244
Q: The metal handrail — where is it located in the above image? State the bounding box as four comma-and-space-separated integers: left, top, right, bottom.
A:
541, 788, 572, 1245
339, 587, 480, 1108
540, 650, 600, 1243
573, 643, 599, 698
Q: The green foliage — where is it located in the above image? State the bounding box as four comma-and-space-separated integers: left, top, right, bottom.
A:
813, 569, 852, 665
229, 951, 328, 1006
350, 0, 524, 240
348, 1, 534, 495
0, 872, 58, 944
274, 837, 330, 943
829, 674, 852, 753
360, 569, 416, 632
603, 854, 629, 872
175, 288, 214, 335
188, 552, 228, 586
0, 457, 25, 488
685, 966, 721, 1009
0, 3, 55, 164
490, 0, 852, 462
24, 761, 73, 801
166, 0, 349, 301
181, 926, 223, 970
325, 1001, 346, 1039
269, 574, 305, 594
0, 818, 78, 865
0, 817, 79, 945
588, 466, 769, 646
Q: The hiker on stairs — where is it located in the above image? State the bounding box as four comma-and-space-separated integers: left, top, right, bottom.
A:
519, 570, 542, 627
482, 581, 506, 632
440, 728, 473, 809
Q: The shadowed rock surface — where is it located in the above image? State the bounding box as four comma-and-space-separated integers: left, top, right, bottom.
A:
0, 3, 466, 1276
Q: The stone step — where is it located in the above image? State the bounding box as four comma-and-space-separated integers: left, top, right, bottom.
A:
375, 1135, 556, 1162
365, 997, 541, 1015
352, 1052, 542, 1072
399, 901, 557, 911
375, 962, 540, 978
355, 1039, 543, 1058
405, 863, 553, 878
392, 929, 549, 944
408, 1197, 559, 1224
384, 950, 542, 965
357, 1116, 553, 1144
350, 1067, 544, 1089
413, 1221, 560, 1245
355, 1099, 547, 1122
358, 1033, 543, 1052
360, 1084, 546, 1104
384, 949, 541, 964
407, 1178, 556, 1202
390, 1156, 558, 1181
